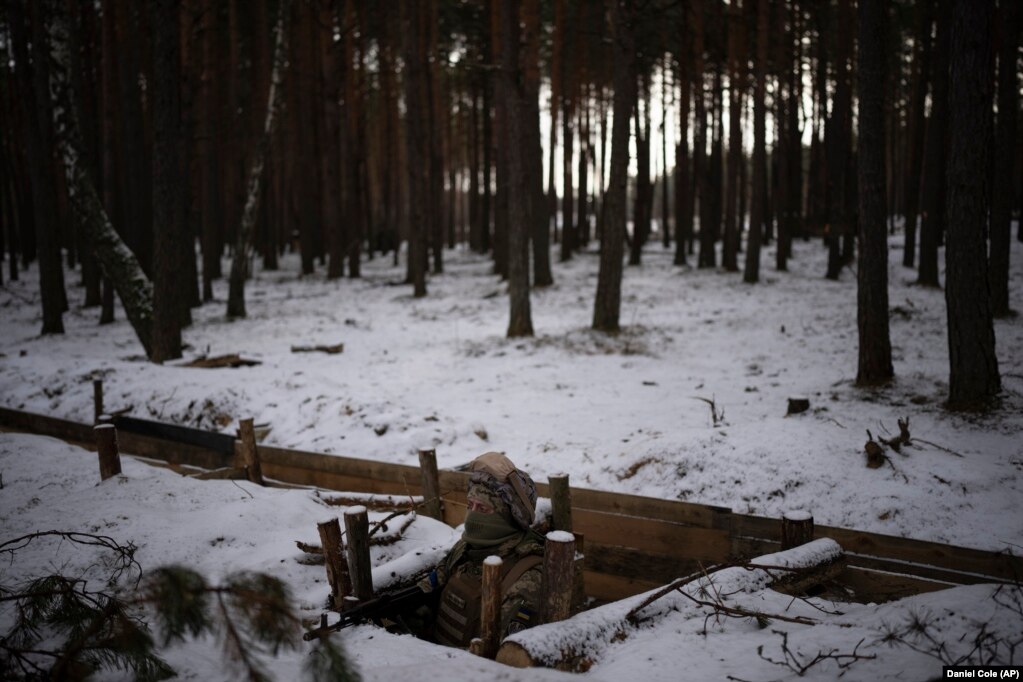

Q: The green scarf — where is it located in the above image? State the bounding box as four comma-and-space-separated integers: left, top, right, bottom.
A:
463, 510, 521, 550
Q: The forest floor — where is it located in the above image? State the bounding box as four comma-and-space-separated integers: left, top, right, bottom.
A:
1, 232, 1022, 680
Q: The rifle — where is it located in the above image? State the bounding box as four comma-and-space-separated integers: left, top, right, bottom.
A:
303, 585, 430, 641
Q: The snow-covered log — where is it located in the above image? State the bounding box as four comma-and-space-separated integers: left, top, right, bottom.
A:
497, 538, 844, 670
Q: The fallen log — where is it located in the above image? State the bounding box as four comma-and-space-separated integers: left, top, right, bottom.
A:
496, 538, 844, 671
184, 354, 261, 368
291, 343, 344, 354
317, 492, 422, 512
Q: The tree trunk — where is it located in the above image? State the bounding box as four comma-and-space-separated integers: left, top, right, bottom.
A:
499, 0, 534, 337
150, 0, 184, 362
674, 29, 691, 267
630, 76, 651, 266
47, 2, 154, 357
523, 0, 552, 288
743, 0, 768, 284
722, 4, 743, 273
593, 0, 635, 332
918, 0, 951, 287
825, 0, 853, 280
945, 0, 1000, 409
15, 1, 65, 334
322, 0, 344, 280
989, 0, 1019, 317
401, 0, 428, 297
856, 0, 893, 386
902, 1, 934, 268
226, 0, 291, 318
691, 0, 706, 262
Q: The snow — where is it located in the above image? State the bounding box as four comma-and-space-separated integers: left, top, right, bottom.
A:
546, 530, 576, 543
1, 233, 1022, 679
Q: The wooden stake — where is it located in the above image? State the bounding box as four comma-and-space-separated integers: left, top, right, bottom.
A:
94, 424, 122, 480
238, 418, 264, 485
572, 531, 586, 613
92, 379, 104, 424
479, 555, 503, 659
549, 473, 573, 532
317, 518, 350, 609
418, 448, 442, 520
781, 510, 814, 550
543, 531, 575, 624
344, 506, 373, 601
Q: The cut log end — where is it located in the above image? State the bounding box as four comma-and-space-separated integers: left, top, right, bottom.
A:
496, 641, 534, 668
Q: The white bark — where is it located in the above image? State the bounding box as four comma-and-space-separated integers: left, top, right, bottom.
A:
45, 1, 154, 357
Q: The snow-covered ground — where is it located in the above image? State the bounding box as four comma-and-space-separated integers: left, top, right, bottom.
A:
2, 236, 1021, 548
1, 235, 1022, 679
2, 433, 1021, 681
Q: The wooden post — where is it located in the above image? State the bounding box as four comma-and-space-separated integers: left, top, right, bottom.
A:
543, 531, 575, 624
418, 448, 442, 520
238, 418, 264, 485
478, 555, 503, 659
344, 506, 373, 601
781, 510, 814, 550
92, 379, 104, 424
317, 517, 350, 610
94, 424, 122, 480
571, 532, 585, 613
548, 473, 573, 532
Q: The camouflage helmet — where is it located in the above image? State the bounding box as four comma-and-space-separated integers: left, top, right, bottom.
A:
466, 452, 536, 530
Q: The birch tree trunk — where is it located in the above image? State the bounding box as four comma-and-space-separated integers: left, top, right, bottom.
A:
226, 0, 291, 319
45, 1, 153, 356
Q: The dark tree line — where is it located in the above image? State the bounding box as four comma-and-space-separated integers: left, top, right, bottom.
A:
0, 0, 1018, 409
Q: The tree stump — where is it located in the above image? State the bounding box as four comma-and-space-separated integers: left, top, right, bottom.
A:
94, 424, 121, 480
238, 418, 264, 485
316, 518, 350, 609
344, 506, 373, 601
786, 397, 810, 415
479, 556, 503, 659
865, 436, 885, 468
543, 531, 576, 624
417, 448, 442, 520
780, 510, 814, 550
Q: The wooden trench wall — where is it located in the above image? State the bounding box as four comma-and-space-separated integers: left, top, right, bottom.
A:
1, 407, 1019, 603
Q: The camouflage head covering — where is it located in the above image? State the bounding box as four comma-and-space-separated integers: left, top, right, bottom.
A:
467, 452, 536, 530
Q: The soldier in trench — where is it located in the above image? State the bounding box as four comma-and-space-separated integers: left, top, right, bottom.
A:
412, 451, 546, 646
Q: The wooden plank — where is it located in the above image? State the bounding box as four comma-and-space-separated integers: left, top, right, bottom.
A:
0, 407, 94, 444
571, 487, 732, 530
574, 508, 733, 563
584, 542, 705, 586
583, 570, 661, 603
731, 534, 1009, 587
817, 525, 1021, 583
734, 514, 1019, 583
835, 566, 953, 603
259, 462, 421, 496
257, 444, 424, 484
117, 430, 231, 470
113, 415, 236, 454
732, 513, 782, 540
